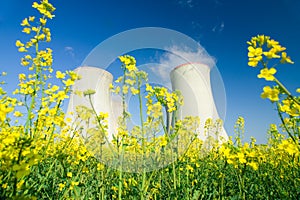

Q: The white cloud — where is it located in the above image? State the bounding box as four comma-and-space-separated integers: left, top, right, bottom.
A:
176, 0, 194, 8
191, 21, 203, 30
64, 46, 75, 58
151, 45, 216, 81
176, 0, 223, 8
212, 21, 225, 33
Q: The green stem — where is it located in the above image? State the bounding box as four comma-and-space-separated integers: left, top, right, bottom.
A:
141, 168, 146, 200
274, 77, 300, 105
172, 161, 176, 191
24, 22, 44, 136
137, 76, 146, 200
118, 137, 124, 200
86, 94, 119, 161
160, 115, 168, 135
121, 68, 127, 122
137, 76, 144, 135
186, 170, 189, 199
276, 103, 298, 146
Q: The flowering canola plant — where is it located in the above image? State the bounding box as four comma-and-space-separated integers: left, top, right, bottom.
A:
247, 35, 300, 144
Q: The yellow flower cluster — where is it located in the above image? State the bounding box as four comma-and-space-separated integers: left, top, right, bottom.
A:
32, 0, 55, 19
219, 142, 259, 170
247, 35, 293, 67
111, 55, 145, 98
145, 84, 182, 117
119, 55, 138, 72
279, 98, 300, 117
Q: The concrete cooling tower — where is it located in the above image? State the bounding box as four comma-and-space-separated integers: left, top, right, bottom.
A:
170, 63, 228, 141
66, 66, 121, 141
66, 64, 227, 144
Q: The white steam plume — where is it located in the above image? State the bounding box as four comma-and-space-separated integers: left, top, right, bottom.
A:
149, 45, 216, 81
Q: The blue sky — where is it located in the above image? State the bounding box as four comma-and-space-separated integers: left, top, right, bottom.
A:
0, 0, 299, 143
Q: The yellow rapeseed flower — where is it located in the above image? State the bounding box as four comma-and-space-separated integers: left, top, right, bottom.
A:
16, 40, 24, 47
267, 39, 279, 48
1, 183, 8, 189
257, 68, 276, 81
122, 85, 129, 94
58, 182, 66, 191
32, 0, 56, 19
248, 46, 263, 58
67, 172, 72, 178
280, 52, 294, 64
40, 18, 47, 25
83, 89, 96, 96
125, 79, 135, 85
278, 140, 298, 155
63, 79, 74, 87
256, 35, 269, 46
146, 83, 154, 92
159, 135, 168, 147
99, 112, 109, 119
186, 164, 194, 172
152, 102, 163, 118
0, 104, 14, 122
272, 44, 286, 52
22, 27, 31, 34
248, 57, 261, 67
19, 73, 26, 81
16, 180, 25, 190
21, 18, 30, 26
29, 16, 35, 21
279, 99, 299, 117
248, 46, 263, 67
247, 162, 258, 170
18, 47, 27, 52
21, 58, 30, 66
237, 152, 246, 164
263, 49, 280, 59
261, 86, 280, 102
37, 33, 46, 41
13, 111, 23, 117
68, 70, 80, 81
126, 64, 137, 72
51, 85, 59, 91
32, 26, 39, 32
119, 55, 135, 65
130, 87, 139, 95
97, 163, 105, 171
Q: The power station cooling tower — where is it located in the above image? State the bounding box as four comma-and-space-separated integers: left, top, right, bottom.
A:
170, 63, 228, 141
66, 66, 121, 141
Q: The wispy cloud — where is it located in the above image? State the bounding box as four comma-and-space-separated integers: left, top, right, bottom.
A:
191, 21, 203, 30
176, 0, 223, 9
149, 45, 216, 82
64, 46, 75, 58
212, 21, 224, 33
176, 0, 195, 8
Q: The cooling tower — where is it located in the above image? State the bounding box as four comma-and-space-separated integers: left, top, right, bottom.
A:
170, 63, 228, 141
66, 66, 121, 141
